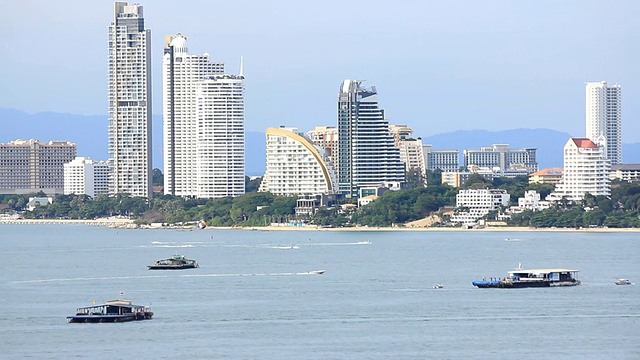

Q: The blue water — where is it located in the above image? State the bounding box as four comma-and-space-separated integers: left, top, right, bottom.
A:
1, 224, 639, 359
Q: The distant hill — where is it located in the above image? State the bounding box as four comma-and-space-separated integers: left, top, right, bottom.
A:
1, 108, 638, 176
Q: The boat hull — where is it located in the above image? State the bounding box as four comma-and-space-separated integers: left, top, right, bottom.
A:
67, 312, 154, 323
147, 264, 197, 270
473, 280, 580, 288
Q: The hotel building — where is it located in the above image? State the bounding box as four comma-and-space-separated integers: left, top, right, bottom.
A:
585, 81, 622, 165
259, 127, 336, 196
547, 138, 610, 202
194, 74, 245, 198
450, 189, 510, 225
337, 80, 405, 196
63, 157, 110, 197
423, 146, 459, 172
464, 144, 538, 173
162, 34, 225, 196
108, 2, 152, 197
0, 139, 76, 195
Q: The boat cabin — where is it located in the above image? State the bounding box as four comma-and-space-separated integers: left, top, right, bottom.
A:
508, 268, 579, 282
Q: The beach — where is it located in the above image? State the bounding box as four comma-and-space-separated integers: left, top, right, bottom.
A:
2, 218, 639, 232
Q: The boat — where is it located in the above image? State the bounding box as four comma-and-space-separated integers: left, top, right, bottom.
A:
306, 269, 325, 275
147, 254, 199, 270
473, 267, 581, 288
433, 284, 444, 289
615, 279, 633, 285
67, 299, 153, 323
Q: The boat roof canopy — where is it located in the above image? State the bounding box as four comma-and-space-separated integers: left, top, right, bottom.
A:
508, 268, 579, 274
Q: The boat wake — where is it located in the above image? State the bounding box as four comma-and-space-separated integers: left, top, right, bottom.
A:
305, 241, 371, 246
150, 244, 194, 248
15, 271, 326, 284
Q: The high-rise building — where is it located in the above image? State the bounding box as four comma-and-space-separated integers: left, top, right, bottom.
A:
259, 127, 336, 196
547, 138, 610, 202
108, 2, 152, 197
63, 157, 110, 197
585, 81, 622, 165
194, 74, 246, 198
337, 80, 405, 196
0, 139, 76, 195
162, 34, 224, 196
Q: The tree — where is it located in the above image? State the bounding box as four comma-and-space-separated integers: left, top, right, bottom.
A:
405, 168, 426, 189
152, 168, 164, 186
245, 176, 262, 193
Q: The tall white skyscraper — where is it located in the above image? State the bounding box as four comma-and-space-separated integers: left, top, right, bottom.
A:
337, 80, 405, 196
162, 34, 224, 196
108, 2, 152, 197
585, 81, 622, 165
194, 74, 246, 198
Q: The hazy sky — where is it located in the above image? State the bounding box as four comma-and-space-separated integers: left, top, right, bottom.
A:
1, 0, 638, 142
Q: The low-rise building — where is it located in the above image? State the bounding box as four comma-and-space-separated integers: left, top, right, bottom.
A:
450, 189, 510, 225
529, 168, 563, 184
64, 157, 110, 197
513, 190, 552, 212
610, 164, 640, 182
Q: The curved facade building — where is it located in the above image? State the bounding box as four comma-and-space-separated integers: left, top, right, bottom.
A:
259, 127, 336, 196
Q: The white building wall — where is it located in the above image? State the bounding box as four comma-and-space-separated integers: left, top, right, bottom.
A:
64, 157, 110, 197
108, 2, 152, 197
586, 81, 622, 165
547, 138, 610, 202
260, 127, 336, 196
195, 75, 245, 198
399, 138, 426, 184
162, 34, 224, 196
451, 189, 510, 225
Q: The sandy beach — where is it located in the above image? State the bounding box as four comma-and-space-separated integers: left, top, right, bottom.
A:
2, 218, 639, 232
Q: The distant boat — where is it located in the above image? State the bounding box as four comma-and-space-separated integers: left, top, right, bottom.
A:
306, 269, 325, 275
147, 254, 199, 270
433, 284, 444, 289
615, 279, 633, 285
67, 299, 153, 323
473, 267, 581, 288
196, 219, 207, 229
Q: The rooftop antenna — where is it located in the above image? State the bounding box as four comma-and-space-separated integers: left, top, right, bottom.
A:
239, 56, 244, 78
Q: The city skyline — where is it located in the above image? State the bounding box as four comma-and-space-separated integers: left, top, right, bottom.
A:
2, 1, 639, 143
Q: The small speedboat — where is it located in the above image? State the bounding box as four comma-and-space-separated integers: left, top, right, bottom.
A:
615, 279, 633, 285
433, 284, 444, 289
147, 254, 198, 270
306, 269, 325, 275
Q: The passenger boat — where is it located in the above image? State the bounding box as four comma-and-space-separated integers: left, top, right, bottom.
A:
615, 279, 633, 285
147, 254, 199, 270
473, 267, 581, 288
67, 300, 153, 323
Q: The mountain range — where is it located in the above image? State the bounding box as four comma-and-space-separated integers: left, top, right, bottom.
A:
1, 108, 638, 176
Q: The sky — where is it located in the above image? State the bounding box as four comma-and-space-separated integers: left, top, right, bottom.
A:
1, 0, 639, 142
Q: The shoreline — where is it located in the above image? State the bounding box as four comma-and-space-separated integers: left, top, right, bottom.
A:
1, 219, 640, 232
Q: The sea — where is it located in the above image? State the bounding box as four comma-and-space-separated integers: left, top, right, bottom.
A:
1, 224, 639, 360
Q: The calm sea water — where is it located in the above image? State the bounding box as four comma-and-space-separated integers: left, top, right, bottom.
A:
1, 224, 639, 359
